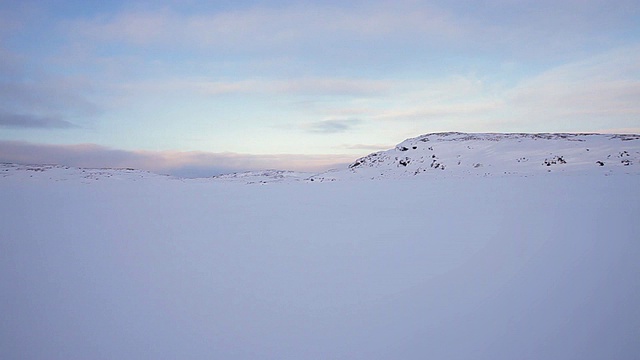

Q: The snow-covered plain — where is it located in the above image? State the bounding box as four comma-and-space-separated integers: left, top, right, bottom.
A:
1, 133, 640, 359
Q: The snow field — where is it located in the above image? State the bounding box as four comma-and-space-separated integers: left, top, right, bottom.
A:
1, 174, 639, 359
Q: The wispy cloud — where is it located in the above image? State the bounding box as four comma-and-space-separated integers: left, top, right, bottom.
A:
0, 81, 99, 123
63, 1, 640, 62
504, 45, 640, 129
118, 77, 392, 97
319, 47, 640, 133
0, 141, 355, 176
1, 0, 638, 159
0, 48, 100, 128
67, 3, 460, 51
0, 113, 77, 129
304, 119, 362, 134
373, 101, 504, 122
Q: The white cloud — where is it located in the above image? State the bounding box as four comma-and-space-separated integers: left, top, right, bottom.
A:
336, 47, 640, 133
505, 46, 640, 127
372, 101, 504, 121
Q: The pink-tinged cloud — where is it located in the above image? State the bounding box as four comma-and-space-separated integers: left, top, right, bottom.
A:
66, 3, 461, 50
0, 141, 354, 177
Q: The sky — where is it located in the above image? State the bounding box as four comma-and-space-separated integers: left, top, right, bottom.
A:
1, 0, 639, 176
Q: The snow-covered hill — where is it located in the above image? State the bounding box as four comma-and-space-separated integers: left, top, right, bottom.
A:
310, 132, 640, 181
0, 163, 171, 182
3, 133, 639, 184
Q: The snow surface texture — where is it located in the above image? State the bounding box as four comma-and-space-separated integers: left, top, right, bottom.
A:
1, 133, 640, 359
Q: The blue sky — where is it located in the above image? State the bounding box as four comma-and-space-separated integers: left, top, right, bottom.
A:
1, 0, 639, 175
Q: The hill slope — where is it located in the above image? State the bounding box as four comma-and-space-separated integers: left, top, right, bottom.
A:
310, 132, 640, 181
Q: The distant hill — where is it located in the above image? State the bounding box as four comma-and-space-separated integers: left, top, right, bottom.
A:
308, 132, 640, 181
2, 133, 639, 183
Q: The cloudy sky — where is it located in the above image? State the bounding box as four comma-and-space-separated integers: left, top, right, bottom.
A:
1, 0, 639, 176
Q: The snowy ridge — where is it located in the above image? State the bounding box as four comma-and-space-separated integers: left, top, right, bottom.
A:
2, 133, 640, 184
0, 163, 171, 183
309, 132, 640, 181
